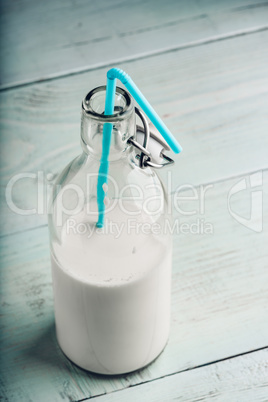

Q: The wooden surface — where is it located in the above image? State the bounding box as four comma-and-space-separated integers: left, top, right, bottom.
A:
1, 0, 268, 89
93, 349, 268, 402
1, 0, 268, 401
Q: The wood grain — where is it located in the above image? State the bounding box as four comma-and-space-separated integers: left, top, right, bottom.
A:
1, 1, 268, 400
1, 172, 267, 401
1, 30, 268, 236
1, 0, 268, 88
93, 349, 268, 402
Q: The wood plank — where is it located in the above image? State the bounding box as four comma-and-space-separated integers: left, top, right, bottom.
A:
1, 0, 268, 88
93, 349, 268, 401
1, 30, 268, 236
1, 171, 267, 400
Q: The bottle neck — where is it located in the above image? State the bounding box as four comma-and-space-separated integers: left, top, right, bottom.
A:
80, 86, 136, 161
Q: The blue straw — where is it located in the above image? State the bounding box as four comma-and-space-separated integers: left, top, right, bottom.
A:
107, 68, 182, 153
96, 79, 116, 228
96, 68, 182, 227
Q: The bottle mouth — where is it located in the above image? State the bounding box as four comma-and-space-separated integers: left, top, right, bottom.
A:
82, 86, 133, 122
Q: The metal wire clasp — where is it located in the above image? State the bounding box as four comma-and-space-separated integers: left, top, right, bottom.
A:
128, 108, 175, 169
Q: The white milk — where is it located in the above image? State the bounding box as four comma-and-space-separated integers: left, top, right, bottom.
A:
51, 204, 172, 374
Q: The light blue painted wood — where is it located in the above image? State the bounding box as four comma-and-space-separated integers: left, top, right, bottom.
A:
1, 172, 268, 400
93, 349, 268, 401
1, 1, 268, 400
1, 30, 268, 236
0, 0, 268, 88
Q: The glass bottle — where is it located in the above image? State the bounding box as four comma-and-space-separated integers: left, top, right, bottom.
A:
48, 86, 172, 375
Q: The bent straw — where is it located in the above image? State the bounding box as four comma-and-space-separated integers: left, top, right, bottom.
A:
107, 68, 182, 153
96, 68, 182, 228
